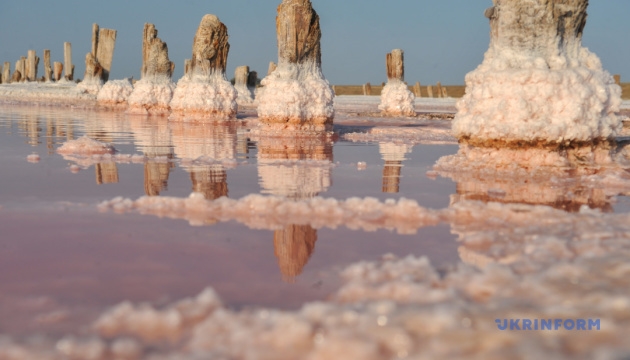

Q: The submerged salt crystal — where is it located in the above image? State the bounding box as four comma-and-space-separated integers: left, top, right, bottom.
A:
26, 153, 40, 163
57, 136, 116, 155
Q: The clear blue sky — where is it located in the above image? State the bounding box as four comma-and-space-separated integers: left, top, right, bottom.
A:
1, 0, 629, 85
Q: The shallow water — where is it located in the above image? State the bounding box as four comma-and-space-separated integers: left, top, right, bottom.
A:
0, 105, 461, 337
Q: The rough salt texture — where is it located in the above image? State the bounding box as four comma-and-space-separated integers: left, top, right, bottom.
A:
170, 15, 237, 120
128, 78, 176, 115
378, 81, 416, 116
342, 126, 457, 146
0, 83, 96, 105
454, 0, 622, 147
257, 0, 334, 131
9, 200, 630, 359
57, 136, 116, 155
96, 79, 134, 107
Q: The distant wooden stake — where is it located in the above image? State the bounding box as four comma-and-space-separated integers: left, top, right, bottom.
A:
427, 85, 433, 98
53, 62, 63, 81
2, 62, 9, 84
43, 50, 52, 82
363, 84, 367, 96
64, 42, 73, 81
366, 82, 372, 96
414, 81, 422, 97
614, 74, 621, 86
436, 81, 443, 98
442, 87, 448, 98
267, 61, 277, 76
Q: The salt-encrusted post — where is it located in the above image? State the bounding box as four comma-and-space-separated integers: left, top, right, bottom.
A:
247, 71, 257, 94
27, 51, 39, 81
257, 0, 334, 132
379, 49, 415, 116
64, 42, 73, 81
43, 50, 52, 82
170, 14, 238, 120
96, 28, 117, 82
453, 0, 621, 148
2, 63, 9, 84
184, 59, 192, 76
235, 65, 254, 103
53, 62, 63, 81
125, 23, 177, 114
436, 81, 443, 98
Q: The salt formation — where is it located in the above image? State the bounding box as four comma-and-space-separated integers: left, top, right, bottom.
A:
127, 23, 177, 115
257, 0, 334, 132
57, 136, 116, 155
96, 78, 134, 108
78, 24, 117, 94
454, 0, 621, 147
379, 49, 415, 116
234, 65, 254, 104
170, 15, 238, 120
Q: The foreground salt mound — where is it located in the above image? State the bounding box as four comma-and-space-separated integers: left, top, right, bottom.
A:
7, 200, 630, 359
454, 0, 621, 147
256, 0, 334, 132
170, 15, 237, 121
57, 136, 116, 155
379, 49, 415, 116
96, 79, 133, 107
128, 23, 177, 115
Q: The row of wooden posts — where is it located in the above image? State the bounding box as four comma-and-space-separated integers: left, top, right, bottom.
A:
330, 82, 450, 98
0, 43, 76, 84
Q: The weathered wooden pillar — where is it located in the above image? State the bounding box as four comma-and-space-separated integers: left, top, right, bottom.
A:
53, 62, 64, 81
140, 23, 174, 80
414, 82, 422, 97
614, 75, 621, 86
379, 49, 415, 116
43, 50, 52, 82
235, 66, 254, 103
427, 85, 433, 98
91, 23, 100, 58
386, 49, 404, 82
442, 86, 448, 98
267, 61, 277, 76
2, 62, 9, 84
184, 59, 192, 76
96, 28, 117, 81
64, 42, 74, 81
436, 81, 443, 98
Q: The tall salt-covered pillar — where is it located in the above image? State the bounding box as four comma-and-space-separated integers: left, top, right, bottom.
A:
453, 0, 621, 148
379, 49, 416, 116
170, 15, 238, 120
257, 0, 334, 132
125, 23, 176, 114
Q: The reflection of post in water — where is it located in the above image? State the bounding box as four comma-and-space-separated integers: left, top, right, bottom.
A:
144, 156, 174, 196
190, 165, 228, 200
18, 114, 41, 147
274, 224, 318, 283
95, 163, 119, 185
256, 135, 333, 282
379, 143, 412, 194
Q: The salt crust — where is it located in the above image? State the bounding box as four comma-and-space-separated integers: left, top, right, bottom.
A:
169, 72, 238, 121
127, 77, 176, 115
6, 201, 630, 358
77, 78, 104, 96
257, 62, 334, 131
378, 80, 416, 116
0, 83, 96, 105
235, 82, 254, 104
56, 136, 116, 155
96, 79, 134, 107
342, 126, 457, 146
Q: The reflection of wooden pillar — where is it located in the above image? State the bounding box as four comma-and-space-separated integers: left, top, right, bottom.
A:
382, 160, 402, 193
274, 225, 318, 283
95, 163, 119, 185
190, 167, 228, 200
144, 161, 173, 196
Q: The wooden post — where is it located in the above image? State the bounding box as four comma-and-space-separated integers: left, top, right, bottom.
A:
427, 85, 433, 98
386, 49, 404, 82
43, 50, 52, 82
2, 62, 9, 84
96, 28, 117, 82
365, 82, 372, 95
442, 86, 448, 98
414, 81, 422, 97
0, 63, 2, 84
235, 66, 249, 88
12, 59, 23, 82
331, 85, 336, 95
91, 23, 100, 58
53, 62, 63, 81
362, 84, 367, 96
247, 70, 257, 90
184, 59, 192, 76
436, 81, 443, 98
141, 23, 174, 80
267, 61, 277, 76
614, 75, 621, 86
64, 42, 73, 80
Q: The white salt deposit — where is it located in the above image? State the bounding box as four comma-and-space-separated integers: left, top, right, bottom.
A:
96, 79, 134, 107
453, 1, 621, 146
357, 162, 367, 170
127, 77, 176, 115
235, 81, 254, 104
257, 62, 335, 132
342, 126, 457, 146
0, 82, 96, 105
378, 80, 416, 116
77, 78, 104, 96
169, 71, 238, 121
26, 153, 40, 163
57, 136, 116, 155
